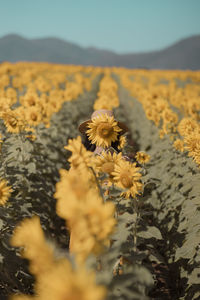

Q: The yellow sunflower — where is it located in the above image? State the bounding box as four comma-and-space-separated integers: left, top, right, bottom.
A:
10, 216, 55, 276
86, 113, 122, 148
35, 259, 106, 300
0, 178, 12, 206
135, 151, 150, 164
1, 110, 25, 133
178, 118, 199, 137
118, 135, 127, 150
69, 195, 116, 261
184, 134, 200, 161
64, 136, 93, 170
173, 139, 185, 152
94, 151, 123, 177
6, 87, 17, 105
112, 160, 143, 198
93, 98, 114, 111
24, 106, 42, 127
21, 91, 39, 107
0, 98, 10, 111
55, 168, 98, 224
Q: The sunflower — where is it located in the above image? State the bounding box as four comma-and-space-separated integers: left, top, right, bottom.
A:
35, 259, 106, 300
178, 118, 200, 137
162, 108, 178, 125
64, 136, 93, 171
55, 168, 98, 223
173, 139, 185, 152
94, 151, 123, 177
10, 216, 55, 276
184, 134, 200, 159
135, 151, 150, 164
6, 87, 17, 105
0, 98, 10, 111
1, 110, 25, 133
159, 129, 165, 139
193, 152, 200, 166
0, 178, 12, 206
24, 106, 42, 127
93, 98, 114, 111
86, 113, 122, 148
118, 135, 127, 150
112, 160, 143, 198
21, 91, 39, 107
69, 195, 116, 261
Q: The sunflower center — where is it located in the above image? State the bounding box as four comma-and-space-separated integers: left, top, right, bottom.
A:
71, 158, 79, 168
97, 123, 113, 138
101, 162, 114, 174
31, 113, 37, 121
28, 98, 36, 106
8, 117, 17, 128
120, 172, 133, 188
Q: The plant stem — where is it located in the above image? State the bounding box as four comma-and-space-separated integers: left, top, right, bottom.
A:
132, 196, 138, 252
89, 167, 106, 202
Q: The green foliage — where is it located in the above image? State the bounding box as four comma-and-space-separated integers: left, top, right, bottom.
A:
1, 71, 200, 299
0, 74, 102, 297
114, 77, 200, 299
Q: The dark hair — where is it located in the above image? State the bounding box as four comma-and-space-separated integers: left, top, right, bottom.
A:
82, 134, 96, 152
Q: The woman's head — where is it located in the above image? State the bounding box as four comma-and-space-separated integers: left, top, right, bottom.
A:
80, 109, 129, 155
79, 110, 129, 136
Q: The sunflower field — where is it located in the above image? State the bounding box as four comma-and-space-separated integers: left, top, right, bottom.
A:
0, 61, 200, 300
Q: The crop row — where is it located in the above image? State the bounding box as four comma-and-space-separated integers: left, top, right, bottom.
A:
0, 63, 200, 299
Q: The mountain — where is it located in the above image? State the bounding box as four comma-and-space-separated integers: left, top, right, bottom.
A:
0, 33, 200, 69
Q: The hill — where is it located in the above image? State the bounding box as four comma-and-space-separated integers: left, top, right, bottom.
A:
0, 34, 200, 69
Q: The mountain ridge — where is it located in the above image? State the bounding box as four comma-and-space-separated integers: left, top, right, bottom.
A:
0, 33, 200, 69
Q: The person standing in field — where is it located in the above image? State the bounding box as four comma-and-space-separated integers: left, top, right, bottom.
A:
79, 109, 129, 157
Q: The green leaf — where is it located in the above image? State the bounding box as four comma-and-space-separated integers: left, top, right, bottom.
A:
175, 231, 200, 261
188, 268, 200, 285
27, 162, 37, 174
0, 219, 4, 230
137, 226, 163, 240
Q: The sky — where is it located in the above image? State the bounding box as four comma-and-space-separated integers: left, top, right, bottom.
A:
0, 0, 200, 53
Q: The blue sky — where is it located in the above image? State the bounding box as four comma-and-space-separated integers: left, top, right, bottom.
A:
0, 0, 200, 53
